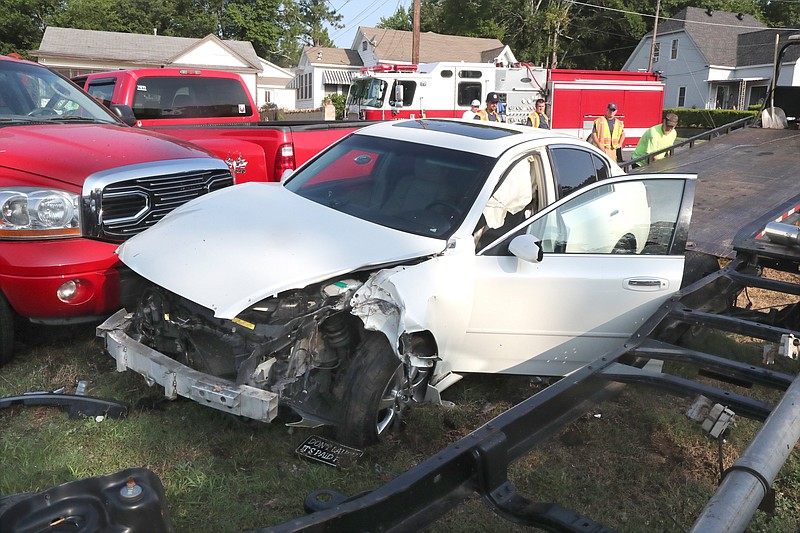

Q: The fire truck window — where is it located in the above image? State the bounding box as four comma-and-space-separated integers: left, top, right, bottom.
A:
391, 81, 416, 106
458, 71, 483, 79
549, 147, 600, 199
458, 82, 482, 106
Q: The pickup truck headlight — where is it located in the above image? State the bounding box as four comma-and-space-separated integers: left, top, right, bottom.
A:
0, 188, 81, 239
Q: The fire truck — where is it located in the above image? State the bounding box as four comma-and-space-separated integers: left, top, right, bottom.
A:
345, 62, 665, 151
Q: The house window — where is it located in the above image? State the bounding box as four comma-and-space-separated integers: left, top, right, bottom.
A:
362, 41, 368, 51
678, 87, 686, 107
671, 39, 679, 60
296, 72, 313, 100
652, 42, 660, 63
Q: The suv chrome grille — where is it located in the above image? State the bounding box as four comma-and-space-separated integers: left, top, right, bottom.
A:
84, 159, 233, 242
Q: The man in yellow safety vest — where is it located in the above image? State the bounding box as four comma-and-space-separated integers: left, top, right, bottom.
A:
474, 92, 505, 122
526, 99, 550, 129
591, 102, 625, 161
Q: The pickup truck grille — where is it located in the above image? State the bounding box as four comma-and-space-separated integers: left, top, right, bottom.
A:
84, 159, 233, 242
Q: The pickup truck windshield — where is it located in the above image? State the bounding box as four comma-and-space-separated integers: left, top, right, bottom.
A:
285, 135, 493, 239
131, 77, 254, 120
0, 61, 120, 124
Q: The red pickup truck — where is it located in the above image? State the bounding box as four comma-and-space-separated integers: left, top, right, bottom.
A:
0, 55, 234, 364
73, 69, 371, 183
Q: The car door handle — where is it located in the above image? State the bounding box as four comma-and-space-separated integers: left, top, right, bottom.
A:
610, 209, 619, 217
625, 278, 668, 291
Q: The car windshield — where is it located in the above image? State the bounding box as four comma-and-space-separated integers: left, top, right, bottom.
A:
285, 134, 494, 239
0, 60, 121, 124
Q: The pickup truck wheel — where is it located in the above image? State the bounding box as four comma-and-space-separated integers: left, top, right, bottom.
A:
0, 293, 14, 365
337, 332, 406, 446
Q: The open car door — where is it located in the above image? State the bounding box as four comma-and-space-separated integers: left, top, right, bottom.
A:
458, 174, 696, 376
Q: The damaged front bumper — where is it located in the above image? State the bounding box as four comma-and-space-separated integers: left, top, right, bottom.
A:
97, 309, 279, 422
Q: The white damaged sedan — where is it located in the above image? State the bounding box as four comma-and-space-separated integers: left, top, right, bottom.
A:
99, 119, 696, 446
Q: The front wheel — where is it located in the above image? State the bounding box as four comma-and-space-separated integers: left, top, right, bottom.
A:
336, 332, 408, 446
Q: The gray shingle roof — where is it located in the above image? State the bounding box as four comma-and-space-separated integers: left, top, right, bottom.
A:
358, 27, 505, 63
737, 28, 800, 67
302, 47, 363, 67
32, 27, 261, 70
652, 7, 766, 66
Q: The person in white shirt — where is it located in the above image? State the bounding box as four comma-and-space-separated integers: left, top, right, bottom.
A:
462, 99, 480, 120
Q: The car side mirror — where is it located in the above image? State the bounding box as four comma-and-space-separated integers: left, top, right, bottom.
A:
109, 104, 137, 126
509, 234, 543, 263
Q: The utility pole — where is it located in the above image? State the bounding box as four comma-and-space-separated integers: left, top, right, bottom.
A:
648, 0, 661, 72
412, 0, 421, 63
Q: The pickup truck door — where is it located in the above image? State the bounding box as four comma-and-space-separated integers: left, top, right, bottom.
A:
454, 174, 696, 376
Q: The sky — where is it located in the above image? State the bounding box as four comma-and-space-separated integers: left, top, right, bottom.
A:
326, 0, 407, 48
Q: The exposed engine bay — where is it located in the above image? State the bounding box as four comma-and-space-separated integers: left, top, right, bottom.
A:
126, 273, 437, 440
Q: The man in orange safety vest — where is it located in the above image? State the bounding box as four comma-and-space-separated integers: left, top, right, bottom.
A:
591, 102, 625, 161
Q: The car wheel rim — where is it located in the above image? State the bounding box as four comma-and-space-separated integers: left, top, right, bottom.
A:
375, 365, 404, 436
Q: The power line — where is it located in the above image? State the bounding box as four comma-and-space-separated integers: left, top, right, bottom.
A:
570, 0, 791, 31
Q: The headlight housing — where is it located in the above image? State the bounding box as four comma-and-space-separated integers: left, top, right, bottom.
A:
0, 188, 81, 239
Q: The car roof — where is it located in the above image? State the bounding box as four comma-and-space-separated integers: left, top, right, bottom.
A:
354, 118, 590, 158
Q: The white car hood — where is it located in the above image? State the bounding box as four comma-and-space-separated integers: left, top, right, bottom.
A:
117, 182, 447, 318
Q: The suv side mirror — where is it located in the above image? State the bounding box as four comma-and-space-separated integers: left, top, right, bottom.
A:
109, 104, 137, 126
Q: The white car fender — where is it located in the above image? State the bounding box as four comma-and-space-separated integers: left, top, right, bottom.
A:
351, 241, 476, 375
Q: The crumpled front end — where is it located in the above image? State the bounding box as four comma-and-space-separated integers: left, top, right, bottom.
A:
97, 269, 434, 431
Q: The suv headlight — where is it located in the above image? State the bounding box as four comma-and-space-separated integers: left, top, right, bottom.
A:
0, 188, 81, 239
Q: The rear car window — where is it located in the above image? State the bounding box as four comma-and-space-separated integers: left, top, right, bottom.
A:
131, 76, 252, 120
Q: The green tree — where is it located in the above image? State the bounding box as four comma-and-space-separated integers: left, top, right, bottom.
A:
0, 0, 58, 57
221, 0, 283, 59
378, 5, 413, 31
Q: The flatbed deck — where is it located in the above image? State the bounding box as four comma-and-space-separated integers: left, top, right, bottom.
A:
638, 127, 800, 258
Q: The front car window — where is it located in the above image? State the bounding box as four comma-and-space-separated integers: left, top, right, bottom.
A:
0, 60, 121, 123
285, 135, 494, 239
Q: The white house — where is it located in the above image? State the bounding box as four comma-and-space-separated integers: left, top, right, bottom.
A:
290, 27, 517, 109
32, 27, 284, 108
256, 58, 295, 110
623, 7, 800, 110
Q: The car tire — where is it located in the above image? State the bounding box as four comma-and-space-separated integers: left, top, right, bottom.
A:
681, 251, 720, 288
337, 331, 405, 446
0, 292, 14, 366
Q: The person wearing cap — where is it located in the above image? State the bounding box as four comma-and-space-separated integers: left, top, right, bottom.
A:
474, 92, 505, 122
630, 112, 679, 167
462, 99, 481, 120
525, 98, 550, 129
591, 102, 625, 160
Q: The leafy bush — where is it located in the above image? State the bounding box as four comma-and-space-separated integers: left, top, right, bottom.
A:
664, 108, 757, 129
